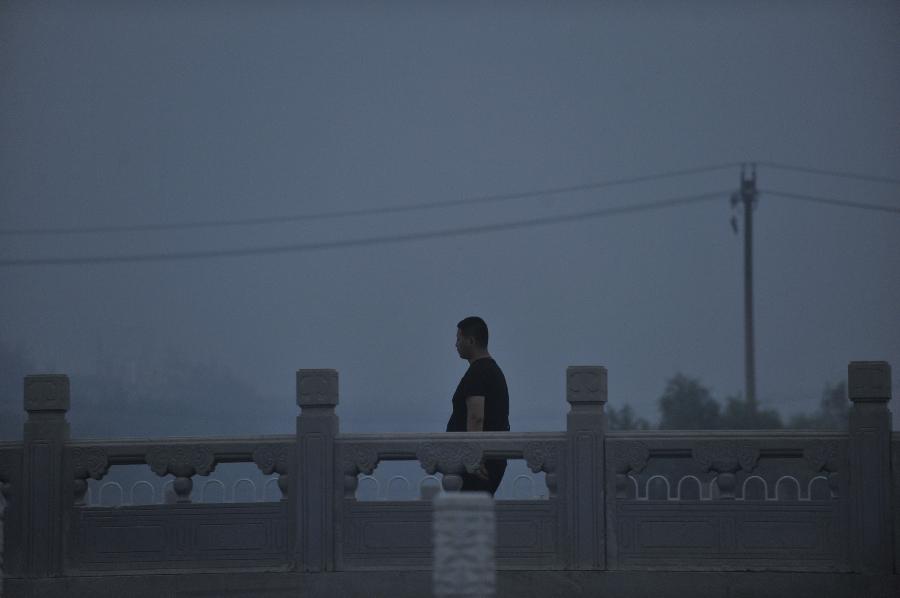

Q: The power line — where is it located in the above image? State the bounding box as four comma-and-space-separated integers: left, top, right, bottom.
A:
0, 190, 729, 268
0, 163, 740, 236
762, 189, 900, 214
757, 161, 900, 186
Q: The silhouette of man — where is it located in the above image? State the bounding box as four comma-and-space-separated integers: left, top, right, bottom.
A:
446, 316, 509, 495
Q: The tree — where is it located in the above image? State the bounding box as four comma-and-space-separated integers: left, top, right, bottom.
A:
657, 374, 721, 429
787, 381, 848, 430
607, 403, 651, 431
720, 394, 783, 429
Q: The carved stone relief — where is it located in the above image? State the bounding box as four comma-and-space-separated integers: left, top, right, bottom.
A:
803, 440, 842, 498
608, 442, 650, 475
693, 442, 760, 499
340, 444, 380, 498
71, 447, 110, 505
524, 441, 561, 497
608, 441, 649, 499
252, 444, 291, 500
416, 442, 482, 492
692, 442, 760, 474
146, 445, 215, 503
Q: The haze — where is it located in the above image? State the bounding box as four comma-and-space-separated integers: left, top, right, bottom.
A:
1, 1, 898, 439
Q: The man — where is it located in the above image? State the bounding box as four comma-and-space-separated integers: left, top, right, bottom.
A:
446, 316, 509, 495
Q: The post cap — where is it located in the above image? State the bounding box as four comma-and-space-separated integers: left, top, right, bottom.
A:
566, 366, 607, 405
296, 369, 339, 408
848, 361, 891, 402
24, 374, 70, 413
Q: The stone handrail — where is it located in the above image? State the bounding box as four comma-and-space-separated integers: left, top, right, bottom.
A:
0, 361, 894, 584
338, 431, 564, 493
606, 429, 848, 503
66, 435, 293, 504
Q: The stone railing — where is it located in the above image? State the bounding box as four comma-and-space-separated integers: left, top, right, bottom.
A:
0, 361, 894, 584
605, 430, 849, 570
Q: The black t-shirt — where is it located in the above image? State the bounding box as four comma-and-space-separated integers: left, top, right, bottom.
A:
446, 357, 510, 432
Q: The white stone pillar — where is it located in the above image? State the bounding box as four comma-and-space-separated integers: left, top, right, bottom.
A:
433, 492, 495, 598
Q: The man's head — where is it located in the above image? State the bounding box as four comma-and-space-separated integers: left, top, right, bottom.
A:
455, 316, 489, 360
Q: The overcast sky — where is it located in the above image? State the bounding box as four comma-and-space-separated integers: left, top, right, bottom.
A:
1, 0, 898, 437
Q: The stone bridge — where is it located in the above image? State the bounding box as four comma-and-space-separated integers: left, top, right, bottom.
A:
0, 362, 897, 597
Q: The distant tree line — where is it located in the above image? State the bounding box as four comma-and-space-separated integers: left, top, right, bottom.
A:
2, 338, 850, 439
0, 338, 290, 440
606, 372, 849, 431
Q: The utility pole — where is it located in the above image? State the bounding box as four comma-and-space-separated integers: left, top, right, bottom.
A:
731, 164, 757, 410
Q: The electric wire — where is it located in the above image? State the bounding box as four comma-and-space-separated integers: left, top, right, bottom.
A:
761, 189, 900, 214
0, 190, 729, 267
756, 161, 900, 186
0, 163, 740, 236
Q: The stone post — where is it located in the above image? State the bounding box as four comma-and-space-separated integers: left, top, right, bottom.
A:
21, 374, 70, 578
847, 361, 893, 574
433, 492, 495, 598
295, 369, 339, 572
565, 366, 607, 569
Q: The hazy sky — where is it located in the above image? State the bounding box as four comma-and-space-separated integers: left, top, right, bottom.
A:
1, 1, 898, 436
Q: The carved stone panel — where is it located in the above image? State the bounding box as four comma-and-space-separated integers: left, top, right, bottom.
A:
252, 444, 291, 500
146, 446, 215, 478
341, 444, 379, 477
69, 503, 290, 571
252, 445, 290, 476
803, 440, 841, 474
340, 500, 560, 571
71, 447, 110, 505
71, 447, 109, 481
145, 445, 216, 503
612, 502, 849, 571
416, 442, 482, 476
692, 442, 760, 474
523, 441, 559, 474
608, 441, 650, 475
692, 442, 760, 500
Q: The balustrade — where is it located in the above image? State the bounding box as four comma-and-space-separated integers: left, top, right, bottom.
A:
0, 361, 893, 589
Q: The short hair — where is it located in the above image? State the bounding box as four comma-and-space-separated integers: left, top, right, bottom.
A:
457, 316, 489, 348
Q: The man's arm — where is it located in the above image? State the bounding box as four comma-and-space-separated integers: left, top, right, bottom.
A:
465, 396, 485, 432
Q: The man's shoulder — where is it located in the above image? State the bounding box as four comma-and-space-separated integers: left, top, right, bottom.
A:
471, 358, 506, 381
470, 357, 500, 371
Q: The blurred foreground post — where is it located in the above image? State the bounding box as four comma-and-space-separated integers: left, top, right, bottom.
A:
433, 492, 495, 598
